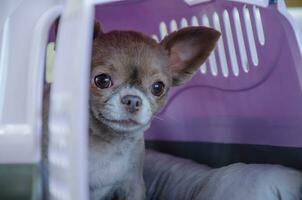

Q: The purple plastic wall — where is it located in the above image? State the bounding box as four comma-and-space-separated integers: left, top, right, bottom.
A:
95, 0, 302, 147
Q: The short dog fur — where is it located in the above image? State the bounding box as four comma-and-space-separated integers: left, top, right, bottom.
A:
44, 20, 220, 200
88, 21, 220, 200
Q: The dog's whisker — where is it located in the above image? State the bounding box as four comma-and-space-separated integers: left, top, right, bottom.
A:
154, 114, 178, 122
153, 115, 164, 121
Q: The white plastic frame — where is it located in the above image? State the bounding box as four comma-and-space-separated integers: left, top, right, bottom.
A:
0, 0, 62, 163
47, 0, 94, 199
184, 0, 269, 7
0, 0, 301, 200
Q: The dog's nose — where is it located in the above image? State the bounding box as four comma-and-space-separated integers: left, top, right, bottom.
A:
121, 95, 142, 113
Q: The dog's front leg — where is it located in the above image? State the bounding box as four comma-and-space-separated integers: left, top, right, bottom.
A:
126, 184, 146, 200
117, 177, 145, 200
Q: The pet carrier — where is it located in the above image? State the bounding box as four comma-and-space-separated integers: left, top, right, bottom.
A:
93, 0, 302, 167
0, 0, 301, 199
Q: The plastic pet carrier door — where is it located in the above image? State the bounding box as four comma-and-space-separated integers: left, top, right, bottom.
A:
95, 0, 302, 168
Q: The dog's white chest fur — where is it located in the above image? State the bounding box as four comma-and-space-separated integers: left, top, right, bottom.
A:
88, 134, 140, 200
89, 137, 130, 187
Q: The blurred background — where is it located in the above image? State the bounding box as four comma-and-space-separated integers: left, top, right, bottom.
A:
286, 0, 302, 35
286, 0, 302, 7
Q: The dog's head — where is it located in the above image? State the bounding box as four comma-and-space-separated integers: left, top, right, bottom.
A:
90, 21, 220, 134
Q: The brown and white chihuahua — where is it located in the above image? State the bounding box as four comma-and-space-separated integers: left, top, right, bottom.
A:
87, 21, 220, 200
44, 20, 220, 200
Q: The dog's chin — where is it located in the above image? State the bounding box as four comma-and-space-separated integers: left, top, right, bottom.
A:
100, 116, 149, 133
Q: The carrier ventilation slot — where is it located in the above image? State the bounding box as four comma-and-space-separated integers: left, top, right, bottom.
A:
253, 6, 265, 45
181, 17, 189, 28
170, 19, 178, 32
152, 34, 159, 42
159, 21, 168, 39
48, 100, 72, 200
203, 14, 218, 76
155, 5, 265, 77
233, 7, 249, 72
213, 12, 228, 77
243, 5, 259, 66
191, 16, 199, 26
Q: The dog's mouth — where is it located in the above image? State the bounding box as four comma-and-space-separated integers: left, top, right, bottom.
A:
98, 113, 141, 128
103, 118, 140, 127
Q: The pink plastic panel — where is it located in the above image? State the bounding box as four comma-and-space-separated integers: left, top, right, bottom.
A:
95, 0, 302, 147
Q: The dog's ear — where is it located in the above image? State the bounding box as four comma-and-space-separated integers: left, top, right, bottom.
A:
93, 20, 103, 40
161, 27, 220, 86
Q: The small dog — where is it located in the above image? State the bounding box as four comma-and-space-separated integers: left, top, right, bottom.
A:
88, 21, 220, 200
42, 20, 220, 200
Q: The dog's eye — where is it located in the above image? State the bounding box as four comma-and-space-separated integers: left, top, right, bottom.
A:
151, 81, 165, 96
94, 73, 113, 89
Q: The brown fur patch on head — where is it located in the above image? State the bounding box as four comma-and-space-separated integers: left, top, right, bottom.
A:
90, 31, 172, 114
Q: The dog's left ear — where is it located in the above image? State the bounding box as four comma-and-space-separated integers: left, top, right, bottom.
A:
161, 27, 220, 86
93, 20, 103, 40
